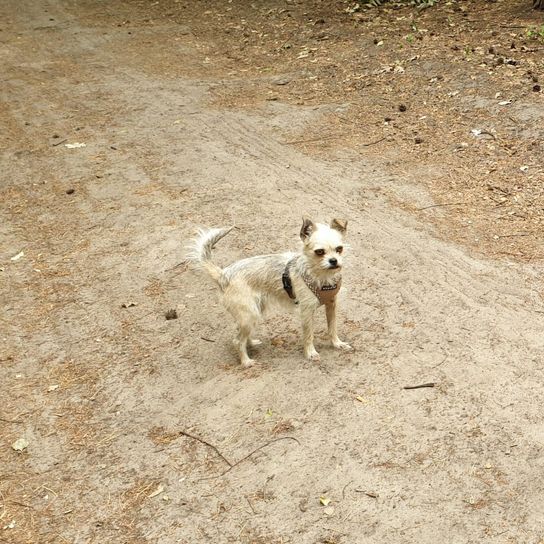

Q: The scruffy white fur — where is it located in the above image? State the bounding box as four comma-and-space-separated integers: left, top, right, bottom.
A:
186, 217, 352, 367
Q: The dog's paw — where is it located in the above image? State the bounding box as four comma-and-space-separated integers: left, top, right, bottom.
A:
241, 358, 256, 368
249, 338, 262, 347
333, 340, 353, 351
305, 349, 321, 362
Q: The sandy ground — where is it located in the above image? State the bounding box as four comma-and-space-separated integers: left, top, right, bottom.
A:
2, 1, 544, 543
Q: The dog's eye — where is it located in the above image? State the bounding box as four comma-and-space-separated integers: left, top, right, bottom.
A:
336, 246, 343, 254
314, 249, 325, 256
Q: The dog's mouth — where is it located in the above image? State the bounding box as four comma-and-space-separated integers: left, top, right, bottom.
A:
328, 264, 341, 270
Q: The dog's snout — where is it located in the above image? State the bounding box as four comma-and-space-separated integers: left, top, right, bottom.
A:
329, 258, 338, 267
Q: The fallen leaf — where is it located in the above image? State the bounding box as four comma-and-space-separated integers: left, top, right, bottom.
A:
64, 142, 86, 149
319, 496, 331, 506
12, 438, 29, 451
47, 384, 59, 392
10, 251, 24, 261
148, 484, 165, 498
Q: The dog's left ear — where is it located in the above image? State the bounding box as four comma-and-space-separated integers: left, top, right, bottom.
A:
300, 216, 315, 241
330, 218, 348, 234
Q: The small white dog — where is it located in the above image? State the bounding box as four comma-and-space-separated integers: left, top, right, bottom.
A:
187, 217, 352, 367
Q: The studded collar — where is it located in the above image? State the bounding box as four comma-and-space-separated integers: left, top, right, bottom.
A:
282, 258, 341, 306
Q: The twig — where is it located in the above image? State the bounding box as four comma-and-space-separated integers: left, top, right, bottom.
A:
418, 202, 467, 211
284, 134, 342, 145
478, 130, 496, 140
52, 138, 68, 147
0, 417, 24, 424
179, 430, 232, 467
200, 337, 216, 343
432, 355, 448, 368
245, 496, 257, 515
165, 260, 189, 273
361, 136, 387, 147
355, 489, 378, 498
200, 436, 300, 480
403, 383, 436, 390
342, 480, 352, 500
10, 501, 33, 509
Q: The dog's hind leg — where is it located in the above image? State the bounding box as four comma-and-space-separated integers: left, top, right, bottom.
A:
223, 284, 262, 366
228, 299, 259, 367
236, 319, 257, 367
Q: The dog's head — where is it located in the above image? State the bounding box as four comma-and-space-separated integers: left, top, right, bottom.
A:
300, 217, 348, 278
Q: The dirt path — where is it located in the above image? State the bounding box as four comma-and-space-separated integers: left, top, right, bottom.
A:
2, 2, 544, 543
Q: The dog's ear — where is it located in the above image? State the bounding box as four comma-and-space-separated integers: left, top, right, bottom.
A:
330, 218, 348, 234
300, 216, 315, 241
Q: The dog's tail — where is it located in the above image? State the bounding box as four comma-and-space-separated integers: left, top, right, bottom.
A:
186, 226, 234, 283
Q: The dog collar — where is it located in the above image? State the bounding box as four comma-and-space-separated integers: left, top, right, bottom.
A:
282, 259, 341, 306
282, 258, 297, 302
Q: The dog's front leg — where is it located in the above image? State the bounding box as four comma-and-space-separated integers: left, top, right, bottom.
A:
301, 307, 320, 361
326, 300, 352, 351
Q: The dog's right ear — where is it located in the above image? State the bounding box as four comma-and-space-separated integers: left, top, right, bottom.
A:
300, 216, 315, 241
330, 218, 348, 234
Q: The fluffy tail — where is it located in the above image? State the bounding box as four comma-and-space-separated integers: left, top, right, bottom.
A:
186, 226, 234, 283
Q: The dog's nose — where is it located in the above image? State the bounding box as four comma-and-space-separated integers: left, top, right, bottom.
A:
329, 258, 338, 267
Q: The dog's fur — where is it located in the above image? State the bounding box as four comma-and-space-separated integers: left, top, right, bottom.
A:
186, 217, 352, 366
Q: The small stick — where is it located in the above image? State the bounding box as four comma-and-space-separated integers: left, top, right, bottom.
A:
478, 130, 496, 140
179, 430, 232, 466
245, 496, 257, 515
200, 436, 300, 480
361, 136, 387, 147
355, 489, 378, 498
403, 383, 435, 390
0, 417, 24, 424
52, 138, 68, 147
418, 202, 467, 211
342, 480, 352, 500
200, 337, 216, 343
165, 260, 189, 272
432, 355, 448, 369
284, 134, 342, 145
10, 501, 33, 509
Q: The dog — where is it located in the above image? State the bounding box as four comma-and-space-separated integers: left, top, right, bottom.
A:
186, 217, 352, 367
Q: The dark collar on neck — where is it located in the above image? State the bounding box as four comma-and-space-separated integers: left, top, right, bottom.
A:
282, 258, 297, 301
